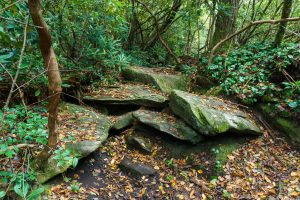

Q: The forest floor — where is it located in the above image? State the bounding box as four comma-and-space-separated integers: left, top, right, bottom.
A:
45, 125, 300, 200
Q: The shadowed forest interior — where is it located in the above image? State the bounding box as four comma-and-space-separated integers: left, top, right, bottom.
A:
0, 0, 300, 199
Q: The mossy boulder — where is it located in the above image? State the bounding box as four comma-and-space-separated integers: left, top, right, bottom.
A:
35, 103, 112, 183
259, 104, 300, 147
170, 90, 262, 136
133, 110, 204, 144
83, 84, 168, 108
122, 66, 190, 93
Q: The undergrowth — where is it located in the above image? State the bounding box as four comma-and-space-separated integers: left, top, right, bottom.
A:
0, 105, 48, 199
201, 43, 300, 116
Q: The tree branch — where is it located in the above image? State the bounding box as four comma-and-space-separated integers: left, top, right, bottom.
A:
208, 17, 300, 66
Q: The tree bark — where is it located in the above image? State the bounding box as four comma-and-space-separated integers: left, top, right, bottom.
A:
210, 0, 240, 51
28, 0, 62, 160
273, 0, 293, 47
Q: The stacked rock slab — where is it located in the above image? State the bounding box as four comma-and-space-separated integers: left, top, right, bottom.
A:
122, 66, 189, 93
83, 84, 168, 108
133, 110, 204, 144
35, 103, 112, 183
170, 90, 262, 136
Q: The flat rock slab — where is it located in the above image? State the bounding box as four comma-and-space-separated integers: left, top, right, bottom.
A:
35, 103, 112, 183
133, 110, 204, 144
119, 157, 156, 176
170, 90, 262, 136
122, 66, 190, 93
83, 84, 168, 108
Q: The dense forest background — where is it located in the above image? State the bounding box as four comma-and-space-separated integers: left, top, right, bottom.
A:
0, 0, 300, 199
1, 0, 299, 112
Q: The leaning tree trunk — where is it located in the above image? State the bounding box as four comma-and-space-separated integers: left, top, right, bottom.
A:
273, 0, 293, 47
210, 0, 239, 51
28, 0, 62, 161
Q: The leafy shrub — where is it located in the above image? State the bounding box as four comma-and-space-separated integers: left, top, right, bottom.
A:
202, 43, 300, 113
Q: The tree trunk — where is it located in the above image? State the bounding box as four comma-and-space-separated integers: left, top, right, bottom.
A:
28, 0, 62, 160
143, 0, 182, 49
273, 0, 293, 47
210, 0, 240, 51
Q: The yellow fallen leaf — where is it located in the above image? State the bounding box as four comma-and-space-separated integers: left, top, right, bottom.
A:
198, 169, 203, 174
290, 191, 300, 197
291, 171, 299, 177
264, 176, 271, 183
159, 185, 165, 194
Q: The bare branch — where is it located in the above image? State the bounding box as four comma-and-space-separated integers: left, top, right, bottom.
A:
0, 16, 42, 28
208, 17, 300, 66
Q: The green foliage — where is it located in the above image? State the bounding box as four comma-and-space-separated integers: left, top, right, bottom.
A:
202, 43, 300, 113
52, 147, 79, 168
222, 189, 231, 199
166, 158, 174, 168
0, 106, 48, 156
0, 105, 47, 199
70, 181, 81, 193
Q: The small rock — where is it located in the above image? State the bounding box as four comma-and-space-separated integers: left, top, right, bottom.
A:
112, 112, 135, 130
125, 134, 152, 153
119, 157, 156, 176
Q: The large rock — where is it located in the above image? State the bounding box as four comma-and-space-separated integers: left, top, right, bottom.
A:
83, 84, 168, 108
133, 110, 204, 144
259, 104, 300, 147
170, 90, 261, 136
35, 103, 112, 183
122, 66, 190, 93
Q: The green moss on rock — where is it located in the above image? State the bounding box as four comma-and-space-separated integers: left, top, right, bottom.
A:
259, 104, 300, 147
170, 90, 262, 136
122, 66, 190, 93
34, 103, 112, 184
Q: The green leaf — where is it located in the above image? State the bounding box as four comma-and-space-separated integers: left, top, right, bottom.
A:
72, 157, 79, 168
222, 189, 231, 198
14, 182, 29, 198
34, 89, 41, 97
0, 52, 14, 62
288, 102, 298, 108
5, 149, 15, 158
61, 83, 71, 88
0, 191, 6, 198
27, 187, 45, 200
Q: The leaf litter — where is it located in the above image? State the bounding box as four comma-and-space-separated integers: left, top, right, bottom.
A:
45, 123, 300, 199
